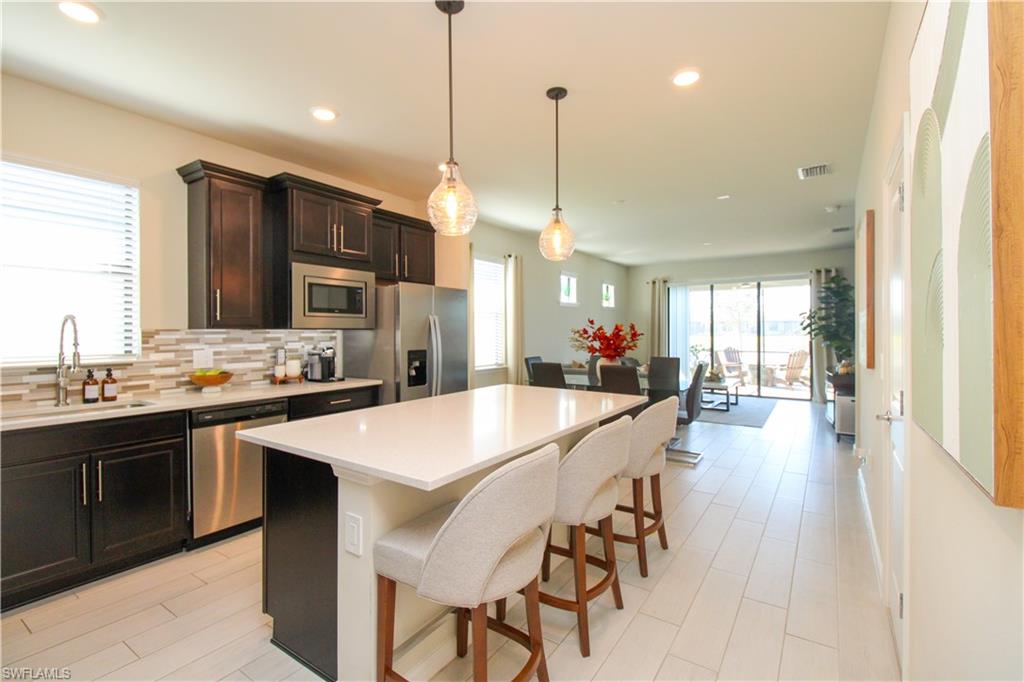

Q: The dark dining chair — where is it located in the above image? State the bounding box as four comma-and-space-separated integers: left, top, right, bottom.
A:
666, 362, 708, 465
586, 355, 600, 387
524, 356, 543, 384
620, 357, 641, 369
598, 365, 646, 420
646, 356, 681, 405
532, 362, 568, 389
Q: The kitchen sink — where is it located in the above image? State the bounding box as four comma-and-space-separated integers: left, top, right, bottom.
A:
3, 401, 155, 422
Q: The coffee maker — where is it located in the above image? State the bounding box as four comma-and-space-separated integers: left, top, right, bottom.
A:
305, 345, 338, 382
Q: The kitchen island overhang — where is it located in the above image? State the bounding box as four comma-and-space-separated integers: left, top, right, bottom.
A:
238, 384, 648, 681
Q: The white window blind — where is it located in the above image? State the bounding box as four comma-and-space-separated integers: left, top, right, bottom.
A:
1, 161, 141, 364
473, 258, 505, 368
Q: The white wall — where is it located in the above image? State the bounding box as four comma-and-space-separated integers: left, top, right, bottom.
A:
470, 221, 629, 385
626, 247, 855, 359
853, 3, 1023, 680
0, 74, 467, 329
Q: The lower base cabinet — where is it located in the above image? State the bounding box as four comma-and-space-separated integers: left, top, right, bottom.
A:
1, 413, 188, 610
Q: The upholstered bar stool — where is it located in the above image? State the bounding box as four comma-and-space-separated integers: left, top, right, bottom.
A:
608, 396, 678, 578
374, 445, 559, 682
498, 416, 631, 657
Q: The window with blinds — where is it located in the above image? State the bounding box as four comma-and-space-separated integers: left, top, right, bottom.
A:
1, 160, 141, 364
473, 257, 506, 369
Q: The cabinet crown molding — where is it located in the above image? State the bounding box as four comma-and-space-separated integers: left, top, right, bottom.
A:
373, 207, 434, 232
176, 160, 268, 189
267, 172, 382, 208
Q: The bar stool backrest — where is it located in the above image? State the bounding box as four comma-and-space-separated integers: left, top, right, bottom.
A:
555, 416, 631, 524
418, 444, 559, 607
623, 396, 679, 479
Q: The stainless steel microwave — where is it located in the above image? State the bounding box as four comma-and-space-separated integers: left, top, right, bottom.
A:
291, 262, 375, 329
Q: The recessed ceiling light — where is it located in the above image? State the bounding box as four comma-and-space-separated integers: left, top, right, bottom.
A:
612, 199, 627, 205
703, 242, 712, 246
716, 194, 732, 200
310, 106, 337, 122
58, 1, 102, 23
672, 69, 701, 87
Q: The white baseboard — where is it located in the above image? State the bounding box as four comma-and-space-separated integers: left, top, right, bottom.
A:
856, 460, 886, 600
395, 612, 458, 681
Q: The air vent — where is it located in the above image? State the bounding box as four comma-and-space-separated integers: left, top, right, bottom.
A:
832, 226, 852, 233
797, 163, 832, 180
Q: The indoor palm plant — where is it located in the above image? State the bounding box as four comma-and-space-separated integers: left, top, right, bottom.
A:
801, 274, 855, 371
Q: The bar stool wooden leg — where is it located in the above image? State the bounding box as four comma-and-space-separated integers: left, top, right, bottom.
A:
495, 598, 507, 622
632, 478, 649, 577
599, 516, 624, 609
376, 575, 397, 682
651, 474, 669, 550
523, 578, 550, 682
572, 524, 591, 657
456, 607, 469, 657
471, 603, 488, 682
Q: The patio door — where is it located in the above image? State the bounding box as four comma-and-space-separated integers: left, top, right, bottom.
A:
759, 279, 813, 399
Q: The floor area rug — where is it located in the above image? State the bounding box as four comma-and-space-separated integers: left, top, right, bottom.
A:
696, 396, 778, 428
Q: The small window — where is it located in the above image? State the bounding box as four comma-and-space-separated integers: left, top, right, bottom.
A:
1, 160, 141, 364
601, 283, 616, 308
559, 272, 578, 306
473, 258, 506, 368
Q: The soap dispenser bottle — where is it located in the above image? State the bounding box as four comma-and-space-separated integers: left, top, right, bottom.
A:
101, 368, 119, 402
82, 369, 100, 404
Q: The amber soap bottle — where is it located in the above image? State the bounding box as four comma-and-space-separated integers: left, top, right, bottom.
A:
101, 368, 119, 402
82, 369, 100, 404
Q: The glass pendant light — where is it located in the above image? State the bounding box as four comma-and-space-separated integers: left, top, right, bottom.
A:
427, 1, 478, 236
539, 87, 576, 261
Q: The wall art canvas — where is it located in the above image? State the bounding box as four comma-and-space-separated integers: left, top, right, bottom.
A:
909, 1, 1023, 506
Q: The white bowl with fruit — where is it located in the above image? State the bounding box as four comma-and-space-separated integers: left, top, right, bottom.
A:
189, 368, 234, 393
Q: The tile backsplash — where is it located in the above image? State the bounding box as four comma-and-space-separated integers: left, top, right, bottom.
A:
1, 329, 339, 407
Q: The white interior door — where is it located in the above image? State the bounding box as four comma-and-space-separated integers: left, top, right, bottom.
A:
883, 118, 909, 664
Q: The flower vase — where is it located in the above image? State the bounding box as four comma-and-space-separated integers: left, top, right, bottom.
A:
597, 357, 620, 382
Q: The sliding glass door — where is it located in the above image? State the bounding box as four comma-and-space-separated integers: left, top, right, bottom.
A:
668, 277, 812, 400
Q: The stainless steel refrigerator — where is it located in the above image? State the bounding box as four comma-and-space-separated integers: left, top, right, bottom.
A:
344, 282, 468, 403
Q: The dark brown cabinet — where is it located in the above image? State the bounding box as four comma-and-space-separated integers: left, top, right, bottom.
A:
90, 439, 187, 565
372, 208, 436, 285
287, 386, 379, 421
371, 218, 400, 281
1, 456, 91, 595
1, 413, 188, 609
178, 161, 267, 329
268, 174, 380, 267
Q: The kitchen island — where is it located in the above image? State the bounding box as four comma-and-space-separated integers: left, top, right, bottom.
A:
237, 383, 647, 681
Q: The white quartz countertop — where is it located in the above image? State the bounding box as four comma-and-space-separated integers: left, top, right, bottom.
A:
236, 384, 647, 490
0, 378, 383, 432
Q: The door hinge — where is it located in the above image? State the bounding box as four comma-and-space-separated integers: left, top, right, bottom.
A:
898, 182, 905, 213
899, 389, 905, 416
898, 592, 904, 619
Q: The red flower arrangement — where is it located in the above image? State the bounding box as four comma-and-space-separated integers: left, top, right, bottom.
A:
569, 319, 643, 360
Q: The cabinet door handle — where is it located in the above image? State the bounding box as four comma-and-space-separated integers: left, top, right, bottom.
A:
97, 461, 103, 502
81, 463, 88, 507
404, 254, 409, 278
395, 253, 399, 277
331, 223, 337, 251
338, 221, 344, 252
215, 289, 222, 321
329, 398, 352, 405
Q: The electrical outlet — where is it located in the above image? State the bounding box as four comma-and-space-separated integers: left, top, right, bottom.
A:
193, 349, 214, 369
344, 512, 363, 557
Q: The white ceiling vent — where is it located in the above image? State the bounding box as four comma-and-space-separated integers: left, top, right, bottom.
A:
797, 163, 832, 180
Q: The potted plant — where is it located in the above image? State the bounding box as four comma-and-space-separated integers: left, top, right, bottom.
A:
801, 274, 855, 388
570, 319, 643, 376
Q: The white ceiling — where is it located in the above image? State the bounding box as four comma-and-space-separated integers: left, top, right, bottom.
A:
1, 1, 889, 265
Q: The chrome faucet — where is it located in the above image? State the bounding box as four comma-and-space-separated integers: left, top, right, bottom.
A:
55, 314, 81, 407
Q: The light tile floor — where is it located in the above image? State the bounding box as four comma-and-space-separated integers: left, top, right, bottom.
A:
1, 400, 900, 681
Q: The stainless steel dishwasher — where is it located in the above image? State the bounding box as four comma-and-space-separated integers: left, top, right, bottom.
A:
189, 400, 288, 541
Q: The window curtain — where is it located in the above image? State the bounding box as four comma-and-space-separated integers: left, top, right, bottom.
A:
467, 243, 476, 386
648, 277, 669, 360
504, 253, 526, 384
810, 267, 837, 403
667, 285, 690, 375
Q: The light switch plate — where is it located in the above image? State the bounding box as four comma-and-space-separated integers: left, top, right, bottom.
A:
344, 512, 363, 557
193, 349, 214, 369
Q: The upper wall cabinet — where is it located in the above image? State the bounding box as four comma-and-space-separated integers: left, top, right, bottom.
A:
373, 208, 435, 285
178, 161, 268, 329
267, 174, 381, 266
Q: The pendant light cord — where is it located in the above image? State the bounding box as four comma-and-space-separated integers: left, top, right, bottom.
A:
447, 12, 455, 163
554, 96, 560, 210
